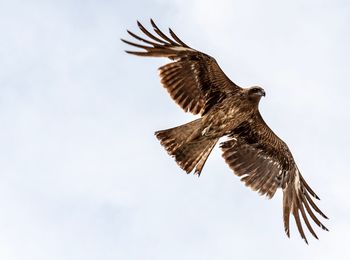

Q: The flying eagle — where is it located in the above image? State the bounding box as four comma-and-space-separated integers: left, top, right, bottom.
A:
122, 19, 328, 243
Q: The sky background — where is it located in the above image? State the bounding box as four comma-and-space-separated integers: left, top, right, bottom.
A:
0, 0, 349, 259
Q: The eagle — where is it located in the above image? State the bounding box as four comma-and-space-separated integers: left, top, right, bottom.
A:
122, 19, 328, 243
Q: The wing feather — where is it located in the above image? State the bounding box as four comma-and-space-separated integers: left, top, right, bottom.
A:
299, 197, 318, 239
293, 199, 308, 244
122, 19, 241, 115
150, 19, 179, 46
221, 113, 328, 243
136, 20, 168, 44
169, 28, 190, 47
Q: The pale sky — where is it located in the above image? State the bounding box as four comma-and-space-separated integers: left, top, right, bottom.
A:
0, 0, 349, 259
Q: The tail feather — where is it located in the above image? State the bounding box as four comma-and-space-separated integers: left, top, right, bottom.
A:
155, 119, 201, 155
174, 139, 218, 175
155, 119, 218, 175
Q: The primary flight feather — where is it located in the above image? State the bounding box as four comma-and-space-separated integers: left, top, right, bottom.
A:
121, 19, 328, 244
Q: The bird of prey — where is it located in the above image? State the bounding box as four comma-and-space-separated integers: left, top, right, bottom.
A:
122, 19, 328, 243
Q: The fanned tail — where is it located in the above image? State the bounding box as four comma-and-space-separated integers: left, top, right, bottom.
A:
155, 119, 218, 175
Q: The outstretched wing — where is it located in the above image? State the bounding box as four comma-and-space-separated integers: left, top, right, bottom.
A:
220, 113, 328, 243
121, 19, 241, 115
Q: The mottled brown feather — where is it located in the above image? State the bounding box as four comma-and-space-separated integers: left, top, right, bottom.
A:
123, 20, 328, 244
122, 19, 241, 115
221, 113, 328, 242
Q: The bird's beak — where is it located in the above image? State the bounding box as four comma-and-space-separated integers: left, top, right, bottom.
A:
260, 90, 266, 97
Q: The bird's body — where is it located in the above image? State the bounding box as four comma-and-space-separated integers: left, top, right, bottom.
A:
191, 93, 254, 139
122, 19, 328, 243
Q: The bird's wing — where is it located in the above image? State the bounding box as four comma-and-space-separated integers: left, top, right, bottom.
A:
220, 113, 328, 243
121, 19, 241, 115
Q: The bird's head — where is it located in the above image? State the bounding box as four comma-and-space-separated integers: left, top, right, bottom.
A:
246, 86, 266, 103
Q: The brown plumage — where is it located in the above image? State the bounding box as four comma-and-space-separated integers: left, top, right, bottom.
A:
122, 19, 328, 244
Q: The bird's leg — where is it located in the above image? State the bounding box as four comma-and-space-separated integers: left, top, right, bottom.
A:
201, 124, 212, 136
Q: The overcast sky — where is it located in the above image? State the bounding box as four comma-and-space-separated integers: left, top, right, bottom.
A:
0, 0, 349, 259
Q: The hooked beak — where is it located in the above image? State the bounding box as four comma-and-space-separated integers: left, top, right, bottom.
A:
258, 89, 266, 97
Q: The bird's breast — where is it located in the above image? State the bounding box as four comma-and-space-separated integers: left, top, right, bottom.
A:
201, 101, 252, 138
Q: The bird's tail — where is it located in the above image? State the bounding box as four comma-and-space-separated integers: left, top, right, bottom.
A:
155, 119, 218, 175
